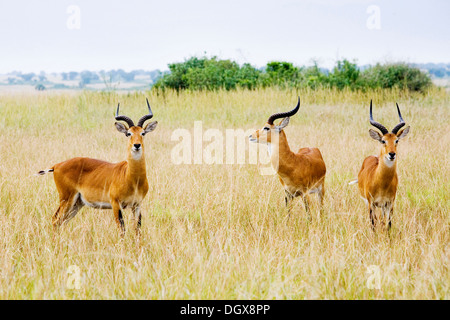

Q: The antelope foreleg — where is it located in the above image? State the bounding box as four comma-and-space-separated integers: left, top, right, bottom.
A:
112, 200, 125, 237
369, 204, 376, 231
132, 204, 142, 235
387, 206, 394, 231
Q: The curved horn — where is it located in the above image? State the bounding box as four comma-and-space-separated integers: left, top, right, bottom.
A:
137, 98, 154, 128
115, 103, 135, 127
391, 103, 406, 134
369, 100, 388, 135
267, 97, 300, 125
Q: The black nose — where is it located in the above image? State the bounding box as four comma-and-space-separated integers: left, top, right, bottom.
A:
389, 152, 396, 158
134, 144, 141, 150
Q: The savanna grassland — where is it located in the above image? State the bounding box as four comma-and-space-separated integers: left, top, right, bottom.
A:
0, 88, 448, 299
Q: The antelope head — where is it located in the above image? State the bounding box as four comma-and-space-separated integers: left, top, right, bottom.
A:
368, 101, 410, 167
249, 97, 300, 144
114, 98, 158, 160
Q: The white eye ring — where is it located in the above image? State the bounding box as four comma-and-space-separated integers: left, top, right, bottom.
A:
126, 132, 133, 137
263, 127, 270, 131
140, 132, 145, 136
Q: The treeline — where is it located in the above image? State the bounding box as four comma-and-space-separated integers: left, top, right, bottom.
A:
4, 69, 162, 89
65, 69, 162, 87
153, 57, 433, 92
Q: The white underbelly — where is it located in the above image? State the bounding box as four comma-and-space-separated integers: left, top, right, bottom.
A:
79, 193, 112, 209
309, 185, 322, 194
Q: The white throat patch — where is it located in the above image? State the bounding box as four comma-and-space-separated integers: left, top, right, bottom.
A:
131, 149, 143, 160
384, 156, 395, 167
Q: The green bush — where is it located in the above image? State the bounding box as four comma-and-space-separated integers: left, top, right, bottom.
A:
153, 56, 263, 91
301, 63, 329, 90
328, 59, 361, 90
361, 63, 432, 92
265, 61, 302, 88
153, 56, 433, 92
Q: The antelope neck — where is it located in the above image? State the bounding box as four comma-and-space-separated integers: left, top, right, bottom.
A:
269, 131, 295, 168
375, 151, 396, 183
126, 152, 147, 179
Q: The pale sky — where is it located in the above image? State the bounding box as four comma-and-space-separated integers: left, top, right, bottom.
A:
0, 0, 449, 73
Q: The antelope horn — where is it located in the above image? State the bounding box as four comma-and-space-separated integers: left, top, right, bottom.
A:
267, 97, 300, 125
369, 100, 388, 135
115, 103, 135, 127
137, 98, 154, 128
391, 103, 406, 134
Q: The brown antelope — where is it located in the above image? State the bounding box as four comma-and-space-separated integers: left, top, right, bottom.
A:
249, 97, 326, 218
37, 99, 158, 236
351, 101, 410, 230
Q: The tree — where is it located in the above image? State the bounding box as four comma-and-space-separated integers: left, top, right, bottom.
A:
328, 59, 360, 89
266, 61, 301, 88
153, 56, 262, 91
361, 63, 432, 92
68, 72, 78, 80
35, 84, 46, 91
80, 70, 99, 86
20, 73, 35, 82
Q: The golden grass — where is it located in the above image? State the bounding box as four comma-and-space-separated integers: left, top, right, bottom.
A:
0, 87, 448, 299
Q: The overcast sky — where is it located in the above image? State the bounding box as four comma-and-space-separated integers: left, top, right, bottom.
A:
0, 0, 448, 73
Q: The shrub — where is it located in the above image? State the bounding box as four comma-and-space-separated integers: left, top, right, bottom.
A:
153, 56, 433, 93
153, 57, 263, 91
328, 59, 361, 90
265, 61, 302, 88
361, 63, 432, 92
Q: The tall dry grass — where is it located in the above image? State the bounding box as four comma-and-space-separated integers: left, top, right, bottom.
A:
0, 87, 448, 299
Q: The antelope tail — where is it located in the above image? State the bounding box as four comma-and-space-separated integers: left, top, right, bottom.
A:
348, 179, 358, 185
36, 168, 54, 176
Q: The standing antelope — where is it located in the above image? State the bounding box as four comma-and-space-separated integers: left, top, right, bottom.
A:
38, 99, 158, 236
352, 101, 410, 230
249, 97, 326, 218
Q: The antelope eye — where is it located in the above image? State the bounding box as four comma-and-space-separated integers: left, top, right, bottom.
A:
263, 127, 270, 131
381, 140, 386, 144
140, 132, 146, 136
126, 132, 132, 137
395, 140, 399, 144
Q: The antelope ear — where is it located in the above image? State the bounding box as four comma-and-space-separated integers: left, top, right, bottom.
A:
396, 126, 410, 140
369, 129, 383, 142
115, 122, 128, 135
143, 121, 158, 134
275, 117, 289, 132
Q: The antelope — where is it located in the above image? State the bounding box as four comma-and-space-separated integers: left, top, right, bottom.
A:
249, 97, 326, 218
37, 99, 158, 236
351, 101, 410, 230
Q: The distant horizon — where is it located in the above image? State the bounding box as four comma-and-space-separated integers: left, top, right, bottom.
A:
2, 59, 450, 75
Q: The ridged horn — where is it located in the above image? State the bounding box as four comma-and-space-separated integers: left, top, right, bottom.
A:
267, 97, 300, 125
115, 103, 135, 127
137, 98, 154, 128
391, 103, 406, 134
369, 100, 388, 135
